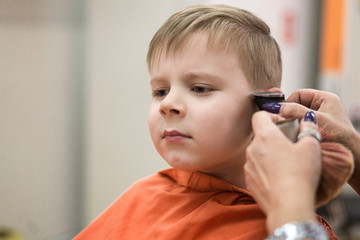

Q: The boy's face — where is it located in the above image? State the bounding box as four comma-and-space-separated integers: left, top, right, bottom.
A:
148, 33, 257, 180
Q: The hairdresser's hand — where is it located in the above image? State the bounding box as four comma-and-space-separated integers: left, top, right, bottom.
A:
245, 111, 321, 233
273, 89, 359, 195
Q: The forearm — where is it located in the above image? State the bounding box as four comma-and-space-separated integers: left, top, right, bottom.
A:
347, 130, 360, 195
348, 159, 360, 196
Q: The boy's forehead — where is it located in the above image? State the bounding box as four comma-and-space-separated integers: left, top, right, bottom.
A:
150, 33, 238, 72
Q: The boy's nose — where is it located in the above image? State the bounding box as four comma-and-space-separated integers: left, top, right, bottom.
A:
159, 92, 185, 118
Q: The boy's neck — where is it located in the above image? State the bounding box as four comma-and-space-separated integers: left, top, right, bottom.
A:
201, 166, 246, 189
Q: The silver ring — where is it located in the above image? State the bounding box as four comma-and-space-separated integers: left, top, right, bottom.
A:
297, 129, 322, 142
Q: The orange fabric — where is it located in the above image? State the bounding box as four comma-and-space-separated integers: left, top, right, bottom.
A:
74, 168, 337, 240
320, 0, 345, 71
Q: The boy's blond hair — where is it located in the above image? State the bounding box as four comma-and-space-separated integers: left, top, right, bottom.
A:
147, 5, 282, 89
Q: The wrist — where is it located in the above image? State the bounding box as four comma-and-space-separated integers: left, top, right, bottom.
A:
267, 210, 317, 234
266, 197, 316, 233
266, 221, 329, 240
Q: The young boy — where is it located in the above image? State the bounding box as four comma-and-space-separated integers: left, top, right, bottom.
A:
74, 5, 337, 239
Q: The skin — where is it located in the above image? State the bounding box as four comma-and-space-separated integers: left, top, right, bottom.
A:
279, 89, 360, 195
148, 33, 258, 188
245, 111, 322, 233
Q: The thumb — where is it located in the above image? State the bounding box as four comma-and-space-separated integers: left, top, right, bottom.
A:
297, 110, 321, 145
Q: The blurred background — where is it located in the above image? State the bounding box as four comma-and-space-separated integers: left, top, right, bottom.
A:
1, 0, 359, 239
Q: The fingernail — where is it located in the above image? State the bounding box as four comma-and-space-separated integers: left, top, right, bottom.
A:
304, 110, 316, 123
261, 102, 281, 114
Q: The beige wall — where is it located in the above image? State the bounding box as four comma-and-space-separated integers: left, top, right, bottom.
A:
0, 1, 83, 239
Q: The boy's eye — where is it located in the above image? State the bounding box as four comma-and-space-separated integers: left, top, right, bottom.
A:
191, 85, 212, 94
152, 89, 169, 97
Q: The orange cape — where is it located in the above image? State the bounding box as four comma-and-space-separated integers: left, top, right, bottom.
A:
74, 169, 337, 240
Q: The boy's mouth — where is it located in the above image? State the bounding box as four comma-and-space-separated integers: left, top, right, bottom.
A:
162, 130, 192, 141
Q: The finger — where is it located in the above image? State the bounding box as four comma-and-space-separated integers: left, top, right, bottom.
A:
286, 89, 319, 106
267, 112, 287, 123
251, 111, 282, 136
297, 111, 321, 143
286, 89, 333, 110
287, 89, 347, 121
251, 111, 293, 145
278, 102, 312, 120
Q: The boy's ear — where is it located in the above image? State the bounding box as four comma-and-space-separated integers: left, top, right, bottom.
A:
266, 87, 282, 93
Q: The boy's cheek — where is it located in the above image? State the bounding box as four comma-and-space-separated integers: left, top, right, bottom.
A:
148, 118, 160, 144
148, 105, 160, 124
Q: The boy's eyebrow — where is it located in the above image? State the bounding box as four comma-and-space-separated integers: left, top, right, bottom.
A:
150, 71, 225, 85
150, 76, 166, 85
184, 71, 224, 82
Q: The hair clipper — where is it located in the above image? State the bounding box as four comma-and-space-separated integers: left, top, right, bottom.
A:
251, 92, 299, 142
